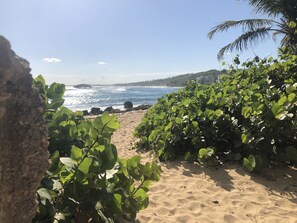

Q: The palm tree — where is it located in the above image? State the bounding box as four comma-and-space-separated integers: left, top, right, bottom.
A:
208, 0, 297, 60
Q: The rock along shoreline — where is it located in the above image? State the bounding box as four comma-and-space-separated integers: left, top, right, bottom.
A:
82, 104, 152, 116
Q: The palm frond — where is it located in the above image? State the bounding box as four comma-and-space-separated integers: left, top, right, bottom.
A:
208, 19, 273, 39
217, 27, 271, 60
245, 0, 297, 21
246, 0, 281, 16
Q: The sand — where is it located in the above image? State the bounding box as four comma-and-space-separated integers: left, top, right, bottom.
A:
111, 110, 297, 223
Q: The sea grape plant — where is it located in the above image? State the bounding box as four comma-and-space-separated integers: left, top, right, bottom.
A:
32, 76, 161, 223
135, 51, 297, 172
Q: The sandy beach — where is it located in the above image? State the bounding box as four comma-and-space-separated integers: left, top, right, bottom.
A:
111, 110, 297, 223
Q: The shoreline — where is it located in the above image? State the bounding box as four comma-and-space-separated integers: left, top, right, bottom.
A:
82, 104, 152, 116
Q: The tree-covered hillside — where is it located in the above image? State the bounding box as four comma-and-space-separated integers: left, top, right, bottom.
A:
117, 69, 221, 87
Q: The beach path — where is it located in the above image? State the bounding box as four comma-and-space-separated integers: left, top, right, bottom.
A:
112, 110, 297, 223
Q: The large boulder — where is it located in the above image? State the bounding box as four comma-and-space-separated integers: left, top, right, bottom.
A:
0, 36, 49, 223
90, 107, 102, 115
124, 101, 133, 109
104, 106, 114, 113
82, 110, 90, 116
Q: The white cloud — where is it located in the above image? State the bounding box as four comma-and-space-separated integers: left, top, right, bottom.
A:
42, 58, 62, 63
98, 61, 107, 65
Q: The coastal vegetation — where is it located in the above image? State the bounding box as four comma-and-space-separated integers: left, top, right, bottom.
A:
31, 1, 297, 222
135, 50, 297, 172
135, 0, 297, 172
117, 69, 221, 87
32, 76, 161, 222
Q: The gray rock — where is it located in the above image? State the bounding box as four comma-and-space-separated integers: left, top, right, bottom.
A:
124, 101, 133, 109
90, 107, 102, 115
0, 36, 49, 223
104, 106, 114, 113
82, 110, 90, 116
133, 104, 151, 110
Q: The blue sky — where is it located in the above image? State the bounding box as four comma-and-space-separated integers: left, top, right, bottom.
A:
1, 0, 279, 85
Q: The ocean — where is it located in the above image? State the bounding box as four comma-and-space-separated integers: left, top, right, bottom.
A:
63, 85, 180, 111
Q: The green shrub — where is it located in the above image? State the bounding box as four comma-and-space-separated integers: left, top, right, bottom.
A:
135, 52, 297, 172
33, 76, 161, 223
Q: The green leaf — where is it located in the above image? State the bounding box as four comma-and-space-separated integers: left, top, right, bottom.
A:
242, 107, 252, 118
165, 122, 173, 131
101, 144, 118, 171
47, 98, 65, 110
101, 112, 120, 130
70, 147, 82, 161
286, 85, 296, 94
37, 188, 54, 205
271, 103, 283, 116
60, 157, 76, 169
34, 75, 46, 88
113, 194, 123, 212
47, 82, 65, 100
241, 133, 248, 144
288, 93, 296, 102
192, 121, 198, 128
243, 155, 256, 172
133, 189, 149, 210
78, 157, 93, 175
183, 99, 191, 107
277, 96, 287, 106
214, 109, 223, 117
105, 162, 120, 179
198, 148, 207, 159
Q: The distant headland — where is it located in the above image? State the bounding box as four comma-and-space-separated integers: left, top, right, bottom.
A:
114, 69, 222, 87
73, 84, 92, 89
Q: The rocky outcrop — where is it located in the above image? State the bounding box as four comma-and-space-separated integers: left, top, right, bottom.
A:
74, 84, 92, 89
133, 104, 151, 110
0, 36, 49, 223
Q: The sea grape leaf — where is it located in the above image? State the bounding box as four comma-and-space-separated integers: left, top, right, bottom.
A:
70, 147, 82, 161
60, 157, 76, 169
47, 98, 65, 110
271, 103, 282, 116
113, 194, 123, 212
183, 99, 191, 107
288, 93, 296, 102
78, 157, 93, 175
101, 112, 120, 130
105, 162, 120, 179
214, 109, 223, 117
277, 96, 287, 106
101, 144, 118, 171
47, 82, 65, 100
133, 189, 149, 210
165, 122, 173, 131
243, 155, 256, 172
242, 107, 252, 118
198, 148, 208, 159
241, 133, 248, 144
37, 188, 54, 205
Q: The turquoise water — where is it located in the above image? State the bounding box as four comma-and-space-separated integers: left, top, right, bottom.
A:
63, 85, 180, 111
